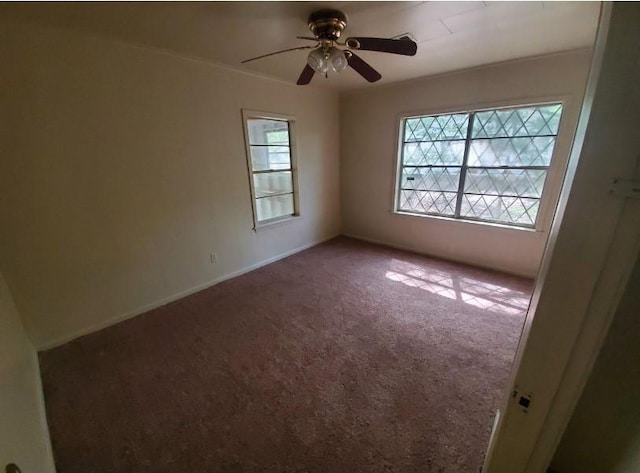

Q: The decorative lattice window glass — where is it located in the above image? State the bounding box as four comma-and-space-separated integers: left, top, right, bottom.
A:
396, 103, 563, 228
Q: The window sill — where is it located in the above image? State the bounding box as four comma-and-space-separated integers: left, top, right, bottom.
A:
254, 214, 301, 232
392, 210, 542, 233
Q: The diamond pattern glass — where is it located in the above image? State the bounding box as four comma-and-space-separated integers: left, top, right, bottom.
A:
468, 136, 556, 167
397, 104, 562, 228
464, 169, 547, 198
401, 167, 461, 192
472, 104, 562, 138
405, 113, 469, 142
460, 195, 540, 226
403, 140, 466, 166
399, 190, 457, 216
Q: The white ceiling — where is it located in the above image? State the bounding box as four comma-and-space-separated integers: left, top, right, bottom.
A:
0, 1, 600, 91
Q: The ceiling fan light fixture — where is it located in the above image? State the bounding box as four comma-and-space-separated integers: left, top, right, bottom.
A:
241, 8, 418, 85
307, 48, 328, 73
328, 47, 348, 73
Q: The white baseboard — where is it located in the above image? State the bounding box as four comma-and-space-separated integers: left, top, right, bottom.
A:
37, 233, 339, 351
342, 232, 533, 279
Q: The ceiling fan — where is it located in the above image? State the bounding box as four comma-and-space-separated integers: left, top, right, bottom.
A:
241, 8, 418, 85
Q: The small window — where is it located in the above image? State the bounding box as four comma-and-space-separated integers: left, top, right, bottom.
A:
242, 110, 298, 228
396, 103, 563, 228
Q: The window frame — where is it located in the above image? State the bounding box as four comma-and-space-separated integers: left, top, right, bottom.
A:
241, 109, 300, 230
393, 100, 569, 231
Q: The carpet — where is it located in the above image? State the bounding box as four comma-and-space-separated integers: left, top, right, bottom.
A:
39, 237, 532, 472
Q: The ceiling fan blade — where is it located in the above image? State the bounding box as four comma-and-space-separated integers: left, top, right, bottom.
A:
346, 52, 382, 83
345, 37, 417, 56
296, 64, 315, 85
241, 45, 316, 64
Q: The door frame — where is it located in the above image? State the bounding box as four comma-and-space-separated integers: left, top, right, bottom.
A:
483, 3, 640, 472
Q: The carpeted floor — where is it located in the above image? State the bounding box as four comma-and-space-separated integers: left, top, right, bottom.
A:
40, 237, 532, 473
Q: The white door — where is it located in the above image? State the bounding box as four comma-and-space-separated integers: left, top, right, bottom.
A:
483, 3, 640, 472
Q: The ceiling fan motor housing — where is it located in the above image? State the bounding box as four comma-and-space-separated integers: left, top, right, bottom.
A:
308, 9, 348, 41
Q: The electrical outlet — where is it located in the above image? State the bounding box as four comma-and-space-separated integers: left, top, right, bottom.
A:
209, 253, 217, 264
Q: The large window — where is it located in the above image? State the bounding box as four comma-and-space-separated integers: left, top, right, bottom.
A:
396, 103, 563, 228
242, 110, 298, 228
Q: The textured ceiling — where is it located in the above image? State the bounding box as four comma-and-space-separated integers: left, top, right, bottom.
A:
0, 1, 601, 91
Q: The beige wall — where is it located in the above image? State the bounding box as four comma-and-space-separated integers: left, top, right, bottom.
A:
340, 50, 592, 277
550, 255, 640, 473
0, 272, 56, 472
0, 21, 341, 349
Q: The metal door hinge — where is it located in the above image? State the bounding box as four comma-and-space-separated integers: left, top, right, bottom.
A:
610, 179, 640, 198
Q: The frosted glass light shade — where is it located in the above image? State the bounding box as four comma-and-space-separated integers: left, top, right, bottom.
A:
328, 47, 348, 72
307, 49, 328, 74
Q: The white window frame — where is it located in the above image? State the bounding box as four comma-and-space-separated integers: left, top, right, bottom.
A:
242, 109, 300, 230
393, 100, 569, 231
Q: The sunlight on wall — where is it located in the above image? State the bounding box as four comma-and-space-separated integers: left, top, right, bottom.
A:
385, 259, 530, 316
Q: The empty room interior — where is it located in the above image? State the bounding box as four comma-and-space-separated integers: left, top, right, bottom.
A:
1, 2, 639, 473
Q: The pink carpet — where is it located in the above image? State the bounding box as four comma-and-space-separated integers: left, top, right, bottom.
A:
40, 237, 532, 472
